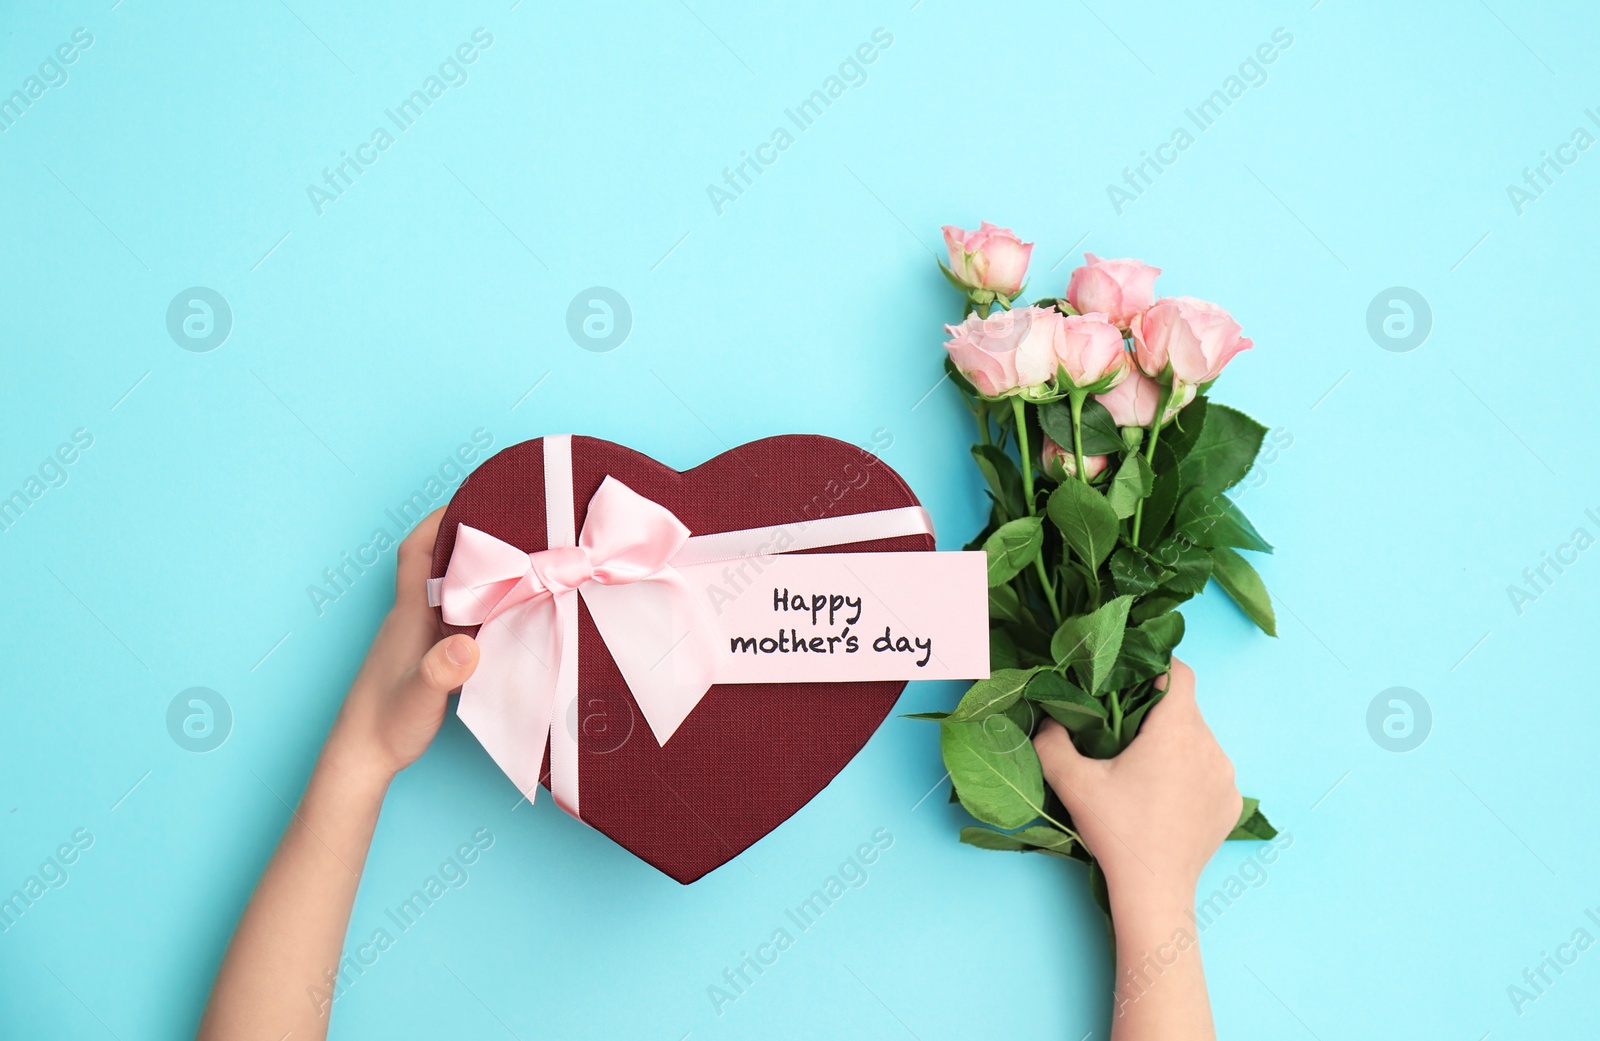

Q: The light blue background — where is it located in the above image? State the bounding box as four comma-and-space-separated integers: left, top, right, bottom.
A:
2, 0, 1596, 1037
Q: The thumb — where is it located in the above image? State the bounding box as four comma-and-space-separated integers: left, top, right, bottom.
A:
1032, 718, 1093, 791
410, 634, 480, 698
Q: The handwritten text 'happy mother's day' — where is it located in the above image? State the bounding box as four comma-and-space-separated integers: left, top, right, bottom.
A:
728, 588, 933, 667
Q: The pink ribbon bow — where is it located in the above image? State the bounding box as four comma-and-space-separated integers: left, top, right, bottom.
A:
441, 473, 720, 818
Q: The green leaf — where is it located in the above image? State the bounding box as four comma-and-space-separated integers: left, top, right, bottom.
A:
983, 516, 1043, 587
1078, 399, 1126, 453
971, 444, 1025, 519
1009, 825, 1079, 856
1047, 479, 1119, 571
988, 583, 1028, 625
1139, 441, 1183, 543
1105, 452, 1154, 520
1005, 617, 1055, 664
1054, 560, 1089, 611
1176, 491, 1272, 553
1038, 398, 1124, 456
1209, 546, 1277, 636
1129, 595, 1185, 625
959, 826, 1031, 852
1151, 537, 1212, 596
1110, 544, 1176, 597
989, 629, 1020, 670
959, 824, 1079, 858
1227, 798, 1278, 840
1165, 397, 1209, 460
941, 718, 1049, 829
1049, 595, 1133, 693
1073, 720, 1123, 759
901, 711, 949, 720
948, 669, 1037, 723
1036, 401, 1074, 451
1118, 688, 1166, 750
1183, 403, 1267, 493
1139, 611, 1185, 654
1024, 671, 1108, 728
1004, 697, 1040, 734
1108, 612, 1185, 690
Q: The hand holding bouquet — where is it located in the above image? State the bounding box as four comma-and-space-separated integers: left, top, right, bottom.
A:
927, 224, 1278, 920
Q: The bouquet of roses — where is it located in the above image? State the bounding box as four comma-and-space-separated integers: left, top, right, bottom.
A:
921, 222, 1278, 919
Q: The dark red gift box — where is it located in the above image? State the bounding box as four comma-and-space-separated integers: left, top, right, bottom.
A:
431, 434, 934, 883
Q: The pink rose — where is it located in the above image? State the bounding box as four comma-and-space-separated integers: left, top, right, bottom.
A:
1041, 437, 1108, 482
1095, 368, 1196, 428
1054, 312, 1130, 391
1131, 297, 1253, 385
942, 222, 1033, 297
943, 306, 1059, 398
1065, 255, 1160, 328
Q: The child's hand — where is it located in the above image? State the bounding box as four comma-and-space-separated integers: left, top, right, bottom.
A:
1032, 659, 1242, 909
201, 508, 481, 1040
325, 508, 479, 781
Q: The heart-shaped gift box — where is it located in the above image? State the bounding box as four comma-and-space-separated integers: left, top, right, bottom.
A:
431, 434, 937, 883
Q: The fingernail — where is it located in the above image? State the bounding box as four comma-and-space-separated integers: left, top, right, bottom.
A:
446, 637, 473, 665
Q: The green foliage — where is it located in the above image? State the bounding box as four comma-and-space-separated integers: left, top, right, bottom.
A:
1110, 544, 1174, 597
987, 583, 1028, 625
1227, 797, 1279, 840
1209, 546, 1278, 636
1105, 452, 1154, 520
1176, 491, 1273, 553
941, 718, 1048, 829
1050, 595, 1132, 693
1039, 398, 1123, 455
972, 444, 1026, 519
1024, 670, 1107, 728
960, 824, 1081, 859
1140, 441, 1183, 539
947, 668, 1038, 723
1182, 403, 1267, 494
1047, 479, 1119, 571
983, 517, 1042, 586
1151, 536, 1213, 596
1108, 612, 1185, 690
1164, 397, 1208, 460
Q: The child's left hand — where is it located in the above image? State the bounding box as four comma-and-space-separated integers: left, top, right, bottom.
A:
326, 508, 480, 781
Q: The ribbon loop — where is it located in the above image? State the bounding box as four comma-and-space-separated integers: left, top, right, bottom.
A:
579, 477, 691, 584
440, 525, 546, 628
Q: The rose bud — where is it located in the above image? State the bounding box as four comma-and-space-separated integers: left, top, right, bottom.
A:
943, 306, 1059, 399
1054, 312, 1130, 393
1095, 368, 1196, 429
1065, 254, 1161, 328
1131, 296, 1253, 386
1040, 436, 1108, 482
942, 222, 1033, 298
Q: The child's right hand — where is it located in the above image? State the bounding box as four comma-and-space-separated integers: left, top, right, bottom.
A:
1032, 659, 1242, 910
325, 509, 480, 785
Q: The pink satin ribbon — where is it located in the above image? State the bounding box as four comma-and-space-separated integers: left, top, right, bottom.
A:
435, 435, 933, 818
